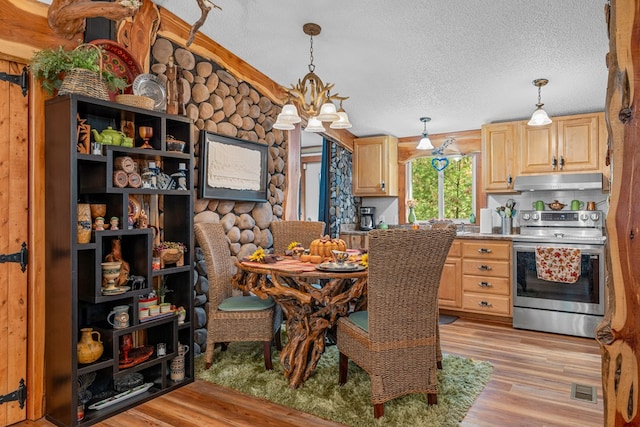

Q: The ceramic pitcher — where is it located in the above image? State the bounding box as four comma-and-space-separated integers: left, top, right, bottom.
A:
77, 328, 103, 364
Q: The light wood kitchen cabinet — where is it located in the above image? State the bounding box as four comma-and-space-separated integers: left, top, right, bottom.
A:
481, 122, 517, 192
352, 135, 398, 196
518, 112, 605, 175
340, 231, 369, 251
460, 240, 512, 317
439, 241, 462, 309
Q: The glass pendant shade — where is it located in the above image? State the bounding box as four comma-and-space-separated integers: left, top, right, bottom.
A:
528, 106, 552, 126
304, 116, 326, 132
273, 113, 296, 130
279, 103, 302, 123
316, 102, 339, 122
416, 134, 434, 150
330, 111, 352, 129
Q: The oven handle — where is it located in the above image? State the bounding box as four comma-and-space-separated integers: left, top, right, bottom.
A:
512, 242, 604, 255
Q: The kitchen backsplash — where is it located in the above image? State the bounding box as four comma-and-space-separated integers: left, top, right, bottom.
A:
487, 189, 609, 230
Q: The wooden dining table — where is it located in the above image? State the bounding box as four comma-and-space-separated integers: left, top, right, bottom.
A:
232, 257, 368, 388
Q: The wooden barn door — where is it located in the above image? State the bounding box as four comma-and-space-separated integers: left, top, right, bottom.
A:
0, 59, 29, 425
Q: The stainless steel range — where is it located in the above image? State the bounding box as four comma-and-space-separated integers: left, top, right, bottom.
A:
512, 210, 606, 338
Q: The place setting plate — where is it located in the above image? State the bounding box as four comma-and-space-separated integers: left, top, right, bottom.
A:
315, 262, 366, 273
133, 73, 166, 111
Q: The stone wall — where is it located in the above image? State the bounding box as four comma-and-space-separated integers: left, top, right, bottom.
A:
329, 142, 357, 237
151, 38, 288, 355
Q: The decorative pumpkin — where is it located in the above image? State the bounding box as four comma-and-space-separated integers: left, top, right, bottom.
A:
309, 235, 347, 258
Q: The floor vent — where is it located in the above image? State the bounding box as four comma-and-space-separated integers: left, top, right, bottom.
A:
570, 383, 597, 403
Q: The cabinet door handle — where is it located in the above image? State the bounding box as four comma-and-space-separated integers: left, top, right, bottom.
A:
478, 301, 493, 307
559, 156, 565, 170
477, 265, 492, 271
477, 248, 492, 253
551, 156, 557, 170
478, 281, 492, 287
507, 175, 512, 185
380, 181, 385, 191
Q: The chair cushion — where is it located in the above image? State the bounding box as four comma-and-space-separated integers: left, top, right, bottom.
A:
349, 310, 368, 332
218, 295, 275, 311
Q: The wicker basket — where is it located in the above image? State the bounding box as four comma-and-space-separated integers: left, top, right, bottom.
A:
115, 94, 154, 110
58, 44, 110, 101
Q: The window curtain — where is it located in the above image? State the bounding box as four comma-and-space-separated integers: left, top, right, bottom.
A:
318, 138, 330, 233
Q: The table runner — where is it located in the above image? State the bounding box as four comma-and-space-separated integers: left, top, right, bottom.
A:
240, 258, 319, 273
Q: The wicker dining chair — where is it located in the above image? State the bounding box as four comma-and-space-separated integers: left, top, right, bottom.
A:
336, 226, 456, 418
270, 220, 326, 254
194, 222, 282, 370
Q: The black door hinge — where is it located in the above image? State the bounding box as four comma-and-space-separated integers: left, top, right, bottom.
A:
0, 67, 28, 97
0, 242, 28, 272
0, 378, 26, 409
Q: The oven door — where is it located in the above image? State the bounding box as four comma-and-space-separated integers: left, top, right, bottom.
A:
512, 241, 605, 315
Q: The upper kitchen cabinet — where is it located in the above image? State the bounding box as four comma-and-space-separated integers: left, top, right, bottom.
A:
352, 135, 398, 196
481, 122, 517, 192
518, 112, 605, 175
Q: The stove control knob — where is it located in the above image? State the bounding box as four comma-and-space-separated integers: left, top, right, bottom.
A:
522, 213, 531, 221
531, 213, 540, 221
590, 213, 600, 221
580, 213, 589, 221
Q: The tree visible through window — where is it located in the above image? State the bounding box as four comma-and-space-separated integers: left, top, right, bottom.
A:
410, 156, 474, 220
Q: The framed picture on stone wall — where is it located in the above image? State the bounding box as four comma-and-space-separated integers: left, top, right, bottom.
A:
198, 131, 269, 202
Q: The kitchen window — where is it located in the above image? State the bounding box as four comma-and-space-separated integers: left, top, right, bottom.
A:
408, 154, 476, 221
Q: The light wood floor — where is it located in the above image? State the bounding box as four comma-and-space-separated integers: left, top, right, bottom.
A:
17, 318, 603, 427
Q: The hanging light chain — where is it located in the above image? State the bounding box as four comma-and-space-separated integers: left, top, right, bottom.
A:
308, 34, 315, 73
537, 85, 542, 107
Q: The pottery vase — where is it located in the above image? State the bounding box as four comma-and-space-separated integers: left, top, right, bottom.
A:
77, 204, 92, 244
408, 207, 416, 224
104, 239, 130, 286
77, 328, 104, 364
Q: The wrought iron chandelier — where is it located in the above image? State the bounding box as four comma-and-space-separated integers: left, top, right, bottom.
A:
273, 23, 352, 132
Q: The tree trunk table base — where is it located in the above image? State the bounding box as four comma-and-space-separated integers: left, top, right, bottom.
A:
233, 261, 367, 388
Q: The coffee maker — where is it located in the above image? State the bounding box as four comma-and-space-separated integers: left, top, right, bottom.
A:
359, 207, 375, 231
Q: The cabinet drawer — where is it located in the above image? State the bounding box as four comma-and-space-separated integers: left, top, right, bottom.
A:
462, 293, 511, 315
462, 241, 511, 260
462, 259, 510, 277
462, 274, 510, 295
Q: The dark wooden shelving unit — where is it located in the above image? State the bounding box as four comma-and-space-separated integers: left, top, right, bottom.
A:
44, 94, 194, 427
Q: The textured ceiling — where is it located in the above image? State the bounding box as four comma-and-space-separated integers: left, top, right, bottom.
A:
117, 1, 613, 139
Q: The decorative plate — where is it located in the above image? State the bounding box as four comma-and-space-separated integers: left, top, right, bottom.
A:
128, 195, 141, 222
133, 73, 166, 111
315, 262, 367, 272
89, 39, 142, 100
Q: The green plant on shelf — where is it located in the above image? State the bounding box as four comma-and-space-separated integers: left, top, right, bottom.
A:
30, 43, 128, 95
156, 278, 173, 304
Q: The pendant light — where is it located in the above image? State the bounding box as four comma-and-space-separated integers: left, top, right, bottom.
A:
527, 78, 552, 126
273, 23, 351, 133
416, 117, 434, 150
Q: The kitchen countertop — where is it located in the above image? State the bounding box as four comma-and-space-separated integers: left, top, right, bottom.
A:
340, 227, 516, 240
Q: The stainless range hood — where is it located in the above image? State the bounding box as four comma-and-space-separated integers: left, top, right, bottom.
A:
513, 173, 604, 191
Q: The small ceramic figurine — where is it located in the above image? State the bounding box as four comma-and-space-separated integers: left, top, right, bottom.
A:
137, 209, 148, 229
110, 216, 119, 230
94, 216, 105, 231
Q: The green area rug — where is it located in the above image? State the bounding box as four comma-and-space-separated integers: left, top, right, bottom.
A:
195, 342, 493, 426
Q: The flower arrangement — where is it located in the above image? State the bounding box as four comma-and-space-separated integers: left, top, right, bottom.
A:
248, 247, 266, 262
406, 199, 418, 208
360, 253, 368, 268
287, 241, 302, 250
154, 241, 187, 254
